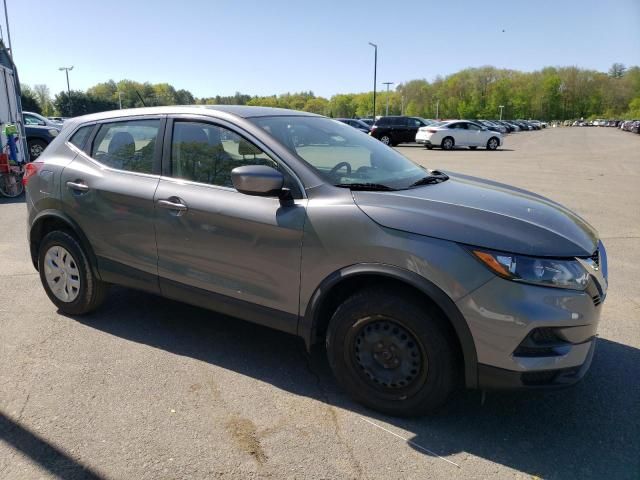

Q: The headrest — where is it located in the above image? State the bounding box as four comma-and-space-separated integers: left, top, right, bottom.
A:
238, 138, 263, 156
175, 124, 208, 144
108, 132, 135, 155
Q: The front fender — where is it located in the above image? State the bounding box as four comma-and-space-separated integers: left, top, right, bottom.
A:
299, 263, 479, 388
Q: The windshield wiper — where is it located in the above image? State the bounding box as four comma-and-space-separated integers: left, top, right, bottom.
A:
335, 183, 397, 191
410, 170, 449, 187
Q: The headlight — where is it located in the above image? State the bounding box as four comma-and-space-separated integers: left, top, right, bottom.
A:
48, 129, 59, 137
469, 248, 590, 290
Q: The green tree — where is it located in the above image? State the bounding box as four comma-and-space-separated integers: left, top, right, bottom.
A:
608, 63, 626, 78
20, 84, 41, 113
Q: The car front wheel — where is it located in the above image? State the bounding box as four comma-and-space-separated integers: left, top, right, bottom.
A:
38, 231, 109, 315
326, 288, 457, 416
486, 137, 499, 150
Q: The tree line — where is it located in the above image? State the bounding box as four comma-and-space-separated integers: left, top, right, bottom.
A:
20, 63, 640, 120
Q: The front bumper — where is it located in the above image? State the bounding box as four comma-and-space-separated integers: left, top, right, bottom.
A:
478, 338, 597, 389
456, 244, 607, 389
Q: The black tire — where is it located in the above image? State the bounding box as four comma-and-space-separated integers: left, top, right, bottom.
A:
486, 137, 499, 150
469, 146, 477, 150
38, 231, 108, 315
326, 288, 457, 416
28, 139, 48, 161
379, 135, 392, 146
441, 136, 454, 150
426, 145, 433, 150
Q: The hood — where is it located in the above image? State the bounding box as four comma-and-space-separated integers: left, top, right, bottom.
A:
353, 172, 599, 257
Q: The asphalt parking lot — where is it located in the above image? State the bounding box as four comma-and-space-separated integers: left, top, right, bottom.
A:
1, 126, 638, 479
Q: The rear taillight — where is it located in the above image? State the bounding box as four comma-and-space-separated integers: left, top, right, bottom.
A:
22, 161, 43, 186
427, 129, 437, 133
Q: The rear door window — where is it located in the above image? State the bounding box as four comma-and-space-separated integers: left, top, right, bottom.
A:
90, 119, 161, 174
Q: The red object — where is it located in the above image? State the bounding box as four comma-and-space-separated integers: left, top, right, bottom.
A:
22, 161, 43, 186
0, 153, 8, 173
427, 129, 437, 133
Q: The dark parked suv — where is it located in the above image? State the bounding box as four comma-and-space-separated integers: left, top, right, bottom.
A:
23, 111, 62, 160
370, 116, 429, 145
25, 106, 608, 416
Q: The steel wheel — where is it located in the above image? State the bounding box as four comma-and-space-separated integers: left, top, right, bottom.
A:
352, 317, 426, 391
43, 245, 81, 302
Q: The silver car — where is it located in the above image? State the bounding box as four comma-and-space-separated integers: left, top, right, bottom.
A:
25, 106, 608, 416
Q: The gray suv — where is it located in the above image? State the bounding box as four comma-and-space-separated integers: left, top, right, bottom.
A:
25, 106, 608, 416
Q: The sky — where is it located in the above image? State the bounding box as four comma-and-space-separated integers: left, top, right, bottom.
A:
6, 0, 640, 99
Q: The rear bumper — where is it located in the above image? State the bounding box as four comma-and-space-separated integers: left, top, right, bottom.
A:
478, 338, 596, 389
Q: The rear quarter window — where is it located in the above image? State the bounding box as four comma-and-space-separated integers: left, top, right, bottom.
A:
68, 125, 94, 150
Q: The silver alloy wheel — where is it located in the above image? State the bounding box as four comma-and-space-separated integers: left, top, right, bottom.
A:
488, 138, 498, 150
44, 245, 80, 302
380, 135, 391, 145
443, 137, 453, 150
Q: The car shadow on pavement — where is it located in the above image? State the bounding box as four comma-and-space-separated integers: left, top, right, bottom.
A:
69, 287, 639, 480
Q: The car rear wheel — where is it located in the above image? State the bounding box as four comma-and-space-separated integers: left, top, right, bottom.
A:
326, 288, 457, 416
38, 231, 108, 315
441, 137, 454, 150
28, 139, 48, 160
379, 135, 392, 146
486, 137, 499, 150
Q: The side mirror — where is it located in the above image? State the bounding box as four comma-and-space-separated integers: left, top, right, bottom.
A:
231, 165, 284, 197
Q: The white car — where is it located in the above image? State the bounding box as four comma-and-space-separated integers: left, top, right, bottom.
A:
415, 120, 503, 150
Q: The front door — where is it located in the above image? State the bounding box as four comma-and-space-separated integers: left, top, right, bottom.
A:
153, 118, 306, 333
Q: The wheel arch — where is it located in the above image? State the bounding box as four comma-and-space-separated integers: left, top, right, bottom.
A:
29, 210, 100, 278
299, 263, 478, 388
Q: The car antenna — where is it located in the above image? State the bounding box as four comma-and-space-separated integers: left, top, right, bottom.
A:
135, 90, 147, 107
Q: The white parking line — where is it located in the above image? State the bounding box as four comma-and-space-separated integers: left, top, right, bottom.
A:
360, 417, 461, 468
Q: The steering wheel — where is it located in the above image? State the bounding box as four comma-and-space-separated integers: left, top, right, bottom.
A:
330, 161, 352, 176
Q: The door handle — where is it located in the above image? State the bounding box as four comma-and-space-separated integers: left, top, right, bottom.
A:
157, 198, 188, 213
66, 181, 90, 192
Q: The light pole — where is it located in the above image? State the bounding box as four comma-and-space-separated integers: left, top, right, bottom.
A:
3, 0, 13, 57
499, 105, 505, 120
118, 91, 123, 109
368, 42, 377, 119
382, 82, 394, 116
435, 99, 439, 119
59, 66, 74, 115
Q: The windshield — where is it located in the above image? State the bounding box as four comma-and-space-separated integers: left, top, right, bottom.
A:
249, 116, 429, 190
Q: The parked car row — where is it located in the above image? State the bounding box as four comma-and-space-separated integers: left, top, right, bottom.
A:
571, 119, 628, 127
619, 120, 640, 133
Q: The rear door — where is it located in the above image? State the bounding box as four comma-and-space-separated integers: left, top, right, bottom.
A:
153, 116, 307, 333
449, 122, 469, 145
60, 116, 164, 293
